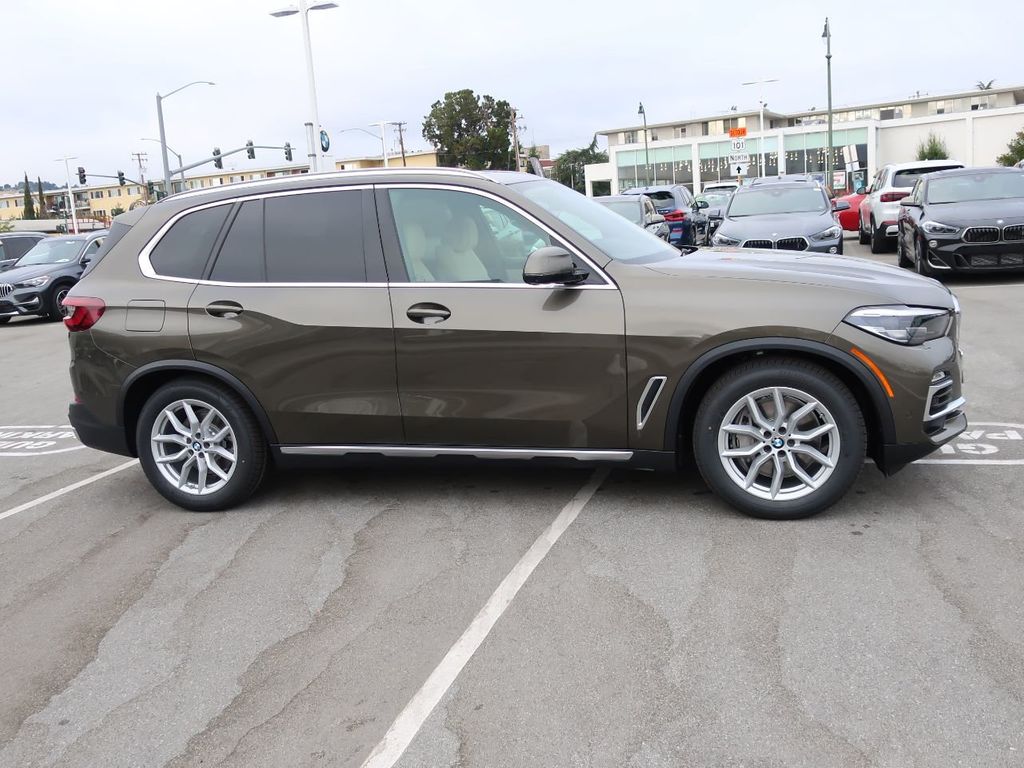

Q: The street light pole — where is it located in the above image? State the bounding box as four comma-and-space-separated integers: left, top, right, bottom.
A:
155, 80, 214, 194
742, 78, 779, 179
823, 17, 834, 190
141, 139, 186, 188
371, 121, 390, 167
271, 1, 337, 174
638, 102, 650, 184
56, 156, 79, 235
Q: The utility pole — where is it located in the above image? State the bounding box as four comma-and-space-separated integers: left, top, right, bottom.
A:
823, 17, 834, 191
56, 155, 80, 234
510, 108, 522, 172
638, 102, 650, 184
394, 121, 408, 166
131, 152, 148, 196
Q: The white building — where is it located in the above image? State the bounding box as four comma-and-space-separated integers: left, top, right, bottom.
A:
584, 85, 1024, 196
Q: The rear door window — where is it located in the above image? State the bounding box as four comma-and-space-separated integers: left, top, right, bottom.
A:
264, 190, 366, 282
210, 201, 264, 282
150, 205, 231, 279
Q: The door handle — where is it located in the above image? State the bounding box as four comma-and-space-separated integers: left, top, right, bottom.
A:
205, 301, 244, 319
406, 302, 451, 324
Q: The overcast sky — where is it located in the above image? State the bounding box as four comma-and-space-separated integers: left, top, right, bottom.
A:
1, 0, 1014, 184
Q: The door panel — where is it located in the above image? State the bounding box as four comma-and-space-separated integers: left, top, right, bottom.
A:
189, 285, 401, 444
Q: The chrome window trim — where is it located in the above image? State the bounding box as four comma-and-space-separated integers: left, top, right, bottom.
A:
278, 445, 633, 461
138, 185, 375, 284
636, 375, 667, 431
377, 182, 617, 289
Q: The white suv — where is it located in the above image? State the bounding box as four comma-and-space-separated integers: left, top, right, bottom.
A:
858, 160, 963, 253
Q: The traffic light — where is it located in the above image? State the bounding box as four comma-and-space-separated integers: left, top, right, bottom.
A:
284, 142, 293, 162
77, 166, 86, 184
146, 181, 155, 196
246, 140, 255, 160
117, 171, 126, 187
213, 147, 223, 169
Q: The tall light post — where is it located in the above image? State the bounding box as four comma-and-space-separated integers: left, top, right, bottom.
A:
822, 18, 834, 190
340, 123, 402, 168
271, 1, 338, 173
637, 102, 650, 184
156, 81, 214, 194
741, 78, 779, 178
141, 138, 186, 189
55, 156, 80, 234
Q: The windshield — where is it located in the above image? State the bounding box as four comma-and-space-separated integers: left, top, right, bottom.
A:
514, 179, 678, 263
727, 187, 827, 217
699, 192, 732, 209
595, 199, 643, 224
16, 238, 83, 266
927, 172, 1024, 204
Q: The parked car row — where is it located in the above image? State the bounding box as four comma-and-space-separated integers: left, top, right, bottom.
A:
0, 231, 107, 323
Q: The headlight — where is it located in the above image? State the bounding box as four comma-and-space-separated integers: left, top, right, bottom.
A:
711, 232, 740, 246
844, 305, 952, 345
15, 275, 49, 288
922, 221, 960, 235
810, 225, 842, 241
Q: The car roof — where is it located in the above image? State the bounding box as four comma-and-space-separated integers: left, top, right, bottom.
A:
48, 231, 108, 241
594, 195, 644, 203
884, 159, 964, 171
921, 166, 1022, 180
734, 181, 823, 193
622, 185, 682, 194
0, 231, 46, 237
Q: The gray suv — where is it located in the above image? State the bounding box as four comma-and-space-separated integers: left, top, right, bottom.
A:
64, 169, 966, 520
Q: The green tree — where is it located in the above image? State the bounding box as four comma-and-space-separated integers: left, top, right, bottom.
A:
996, 128, 1024, 166
110, 206, 125, 217
916, 132, 949, 161
422, 89, 514, 169
22, 173, 36, 219
0, 219, 12, 233
36, 176, 48, 219
551, 139, 608, 194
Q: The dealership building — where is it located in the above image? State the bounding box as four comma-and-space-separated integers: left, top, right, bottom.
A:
583, 85, 1024, 196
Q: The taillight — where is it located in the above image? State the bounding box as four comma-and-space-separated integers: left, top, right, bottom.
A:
880, 191, 910, 203
663, 210, 687, 221
62, 297, 106, 332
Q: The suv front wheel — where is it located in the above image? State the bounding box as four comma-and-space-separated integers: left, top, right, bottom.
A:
693, 359, 865, 520
136, 378, 267, 511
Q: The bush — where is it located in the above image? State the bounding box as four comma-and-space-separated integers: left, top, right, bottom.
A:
916, 132, 949, 161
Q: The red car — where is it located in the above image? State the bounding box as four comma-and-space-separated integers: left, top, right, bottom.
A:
835, 190, 865, 231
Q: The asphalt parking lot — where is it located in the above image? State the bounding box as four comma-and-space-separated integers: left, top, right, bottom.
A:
2, 236, 1024, 768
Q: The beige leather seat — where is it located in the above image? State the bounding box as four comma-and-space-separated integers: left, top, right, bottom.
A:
434, 216, 490, 282
399, 222, 435, 282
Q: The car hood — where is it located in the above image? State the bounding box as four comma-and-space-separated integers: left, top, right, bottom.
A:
0, 263, 66, 283
717, 211, 837, 240
644, 247, 955, 308
924, 198, 1024, 226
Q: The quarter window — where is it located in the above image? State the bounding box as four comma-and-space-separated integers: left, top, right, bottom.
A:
264, 190, 365, 282
149, 205, 231, 279
388, 188, 553, 284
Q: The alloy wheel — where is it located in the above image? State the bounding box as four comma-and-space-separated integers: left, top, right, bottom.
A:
150, 398, 237, 496
717, 386, 840, 502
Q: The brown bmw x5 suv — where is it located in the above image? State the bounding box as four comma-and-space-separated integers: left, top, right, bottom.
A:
64, 169, 966, 519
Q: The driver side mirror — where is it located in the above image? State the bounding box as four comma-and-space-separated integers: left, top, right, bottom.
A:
694, 199, 710, 210
523, 246, 589, 286
899, 198, 921, 208
79, 255, 92, 266
649, 213, 666, 224
832, 200, 851, 212
855, 186, 866, 195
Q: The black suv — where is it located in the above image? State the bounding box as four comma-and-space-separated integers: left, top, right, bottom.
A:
0, 231, 47, 271
0, 231, 106, 323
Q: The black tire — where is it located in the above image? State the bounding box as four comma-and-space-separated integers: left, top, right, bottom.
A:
0, 317, 10, 325
692, 358, 866, 520
136, 378, 267, 511
914, 237, 936, 278
897, 234, 912, 268
48, 282, 74, 321
858, 215, 870, 245
869, 219, 886, 254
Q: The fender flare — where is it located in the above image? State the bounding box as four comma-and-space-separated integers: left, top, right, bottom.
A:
118, 360, 279, 444
661, 337, 897, 451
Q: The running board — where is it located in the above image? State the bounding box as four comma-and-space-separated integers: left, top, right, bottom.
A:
277, 445, 634, 462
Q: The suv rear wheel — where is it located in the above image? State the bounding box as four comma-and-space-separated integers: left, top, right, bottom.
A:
869, 219, 886, 254
858, 214, 870, 245
693, 359, 865, 520
136, 379, 267, 511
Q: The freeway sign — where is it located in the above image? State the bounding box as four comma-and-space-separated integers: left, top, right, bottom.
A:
731, 137, 746, 153
728, 153, 750, 165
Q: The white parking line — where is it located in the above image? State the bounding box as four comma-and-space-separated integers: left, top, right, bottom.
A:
0, 459, 139, 523
359, 468, 608, 768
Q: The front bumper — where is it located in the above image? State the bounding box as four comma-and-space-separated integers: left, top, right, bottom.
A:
0, 289, 46, 318
922, 237, 1024, 272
